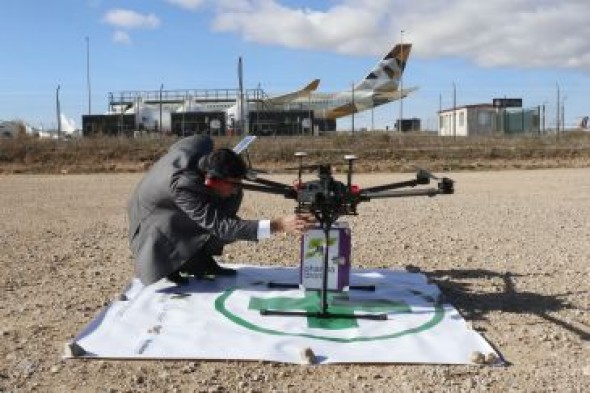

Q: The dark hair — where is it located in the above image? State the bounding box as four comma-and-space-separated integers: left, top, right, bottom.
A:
199, 148, 247, 179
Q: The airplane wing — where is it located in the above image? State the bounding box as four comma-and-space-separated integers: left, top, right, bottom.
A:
264, 79, 320, 106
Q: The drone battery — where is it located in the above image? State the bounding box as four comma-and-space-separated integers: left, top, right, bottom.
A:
300, 222, 351, 291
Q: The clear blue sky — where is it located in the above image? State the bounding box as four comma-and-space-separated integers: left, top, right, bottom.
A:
1, 0, 588, 131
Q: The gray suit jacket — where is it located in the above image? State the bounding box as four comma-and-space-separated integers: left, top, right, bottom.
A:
127, 135, 259, 285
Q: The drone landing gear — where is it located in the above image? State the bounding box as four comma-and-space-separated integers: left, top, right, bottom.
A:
260, 308, 387, 321
267, 282, 376, 291
260, 216, 387, 321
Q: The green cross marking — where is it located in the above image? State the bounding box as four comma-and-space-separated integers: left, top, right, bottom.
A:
249, 291, 410, 330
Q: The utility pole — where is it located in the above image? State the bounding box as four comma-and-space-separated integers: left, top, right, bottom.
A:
351, 81, 355, 134
542, 103, 546, 134
453, 82, 457, 139
308, 89, 312, 135
56, 84, 61, 139
238, 57, 248, 136
439, 93, 442, 135
561, 96, 567, 133
399, 29, 404, 132
158, 84, 164, 134
182, 93, 186, 136
556, 83, 560, 137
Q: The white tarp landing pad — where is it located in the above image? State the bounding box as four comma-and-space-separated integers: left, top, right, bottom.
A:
68, 264, 502, 365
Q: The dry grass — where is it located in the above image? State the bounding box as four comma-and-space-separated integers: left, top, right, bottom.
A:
1, 131, 590, 174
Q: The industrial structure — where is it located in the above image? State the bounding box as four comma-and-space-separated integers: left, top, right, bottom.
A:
83, 87, 322, 137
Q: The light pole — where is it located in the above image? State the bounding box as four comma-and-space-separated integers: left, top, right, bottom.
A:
85, 36, 91, 115
453, 82, 457, 139
541, 101, 548, 134
556, 83, 560, 136
182, 93, 187, 136
159, 83, 164, 134
398, 29, 404, 132
561, 96, 567, 133
308, 91, 312, 135
439, 93, 442, 135
351, 81, 355, 134
56, 84, 61, 139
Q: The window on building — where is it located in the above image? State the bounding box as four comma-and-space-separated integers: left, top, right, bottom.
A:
459, 112, 464, 127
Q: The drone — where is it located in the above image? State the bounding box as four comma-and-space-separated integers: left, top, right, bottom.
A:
234, 137, 455, 321
242, 152, 454, 223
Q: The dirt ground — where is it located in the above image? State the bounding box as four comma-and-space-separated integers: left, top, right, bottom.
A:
1, 169, 588, 392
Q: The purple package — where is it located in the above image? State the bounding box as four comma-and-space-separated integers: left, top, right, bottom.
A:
299, 222, 351, 291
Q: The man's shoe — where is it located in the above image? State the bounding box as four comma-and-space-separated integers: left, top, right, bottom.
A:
203, 256, 237, 277
166, 270, 189, 285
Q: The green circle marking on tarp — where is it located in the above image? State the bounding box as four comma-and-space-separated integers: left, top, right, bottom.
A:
215, 288, 445, 343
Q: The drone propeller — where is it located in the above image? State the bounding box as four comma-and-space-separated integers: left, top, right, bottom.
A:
360, 164, 441, 194
411, 165, 455, 193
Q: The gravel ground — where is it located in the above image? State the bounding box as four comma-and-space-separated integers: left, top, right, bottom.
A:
1, 169, 589, 392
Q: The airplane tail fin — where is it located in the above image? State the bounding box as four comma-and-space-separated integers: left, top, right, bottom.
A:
303, 79, 320, 92
354, 43, 412, 92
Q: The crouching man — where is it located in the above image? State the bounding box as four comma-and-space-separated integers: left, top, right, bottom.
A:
127, 135, 314, 285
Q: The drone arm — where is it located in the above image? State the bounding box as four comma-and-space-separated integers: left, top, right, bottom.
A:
362, 178, 454, 199
240, 182, 297, 198
249, 177, 293, 190
361, 179, 426, 194
362, 188, 441, 199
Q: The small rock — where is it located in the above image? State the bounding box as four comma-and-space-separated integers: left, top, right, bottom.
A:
471, 351, 486, 364
485, 352, 499, 365
299, 347, 316, 365
18, 360, 37, 376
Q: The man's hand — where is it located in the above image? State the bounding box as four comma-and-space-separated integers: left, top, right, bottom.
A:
271, 213, 316, 236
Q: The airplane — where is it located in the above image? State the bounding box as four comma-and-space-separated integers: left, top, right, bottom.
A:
225, 42, 415, 132
281, 42, 415, 121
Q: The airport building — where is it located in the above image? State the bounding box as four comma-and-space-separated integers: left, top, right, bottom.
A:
438, 99, 541, 136
82, 88, 333, 137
